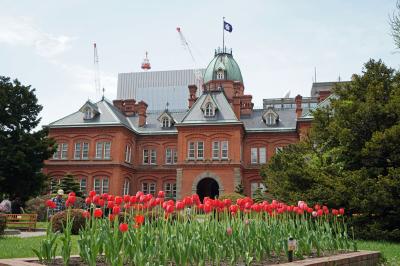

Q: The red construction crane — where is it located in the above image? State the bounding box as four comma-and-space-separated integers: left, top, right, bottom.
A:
93, 43, 101, 96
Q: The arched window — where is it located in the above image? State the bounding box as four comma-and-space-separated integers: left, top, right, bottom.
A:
142, 181, 156, 195
205, 103, 214, 117
164, 182, 177, 199
162, 117, 170, 128
94, 176, 109, 194
216, 70, 224, 80
84, 107, 92, 119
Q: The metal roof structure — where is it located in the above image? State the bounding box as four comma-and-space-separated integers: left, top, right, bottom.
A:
203, 49, 243, 84
117, 69, 205, 111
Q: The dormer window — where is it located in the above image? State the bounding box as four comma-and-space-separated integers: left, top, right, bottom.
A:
262, 107, 279, 126
216, 69, 224, 80
162, 117, 171, 128
266, 113, 275, 125
84, 107, 92, 120
205, 102, 215, 117
79, 100, 99, 120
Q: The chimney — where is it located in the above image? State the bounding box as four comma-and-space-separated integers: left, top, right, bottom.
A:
317, 90, 331, 103
295, 94, 303, 118
188, 85, 198, 108
124, 99, 137, 116
233, 96, 241, 119
113, 100, 124, 113
137, 100, 148, 127
240, 95, 254, 116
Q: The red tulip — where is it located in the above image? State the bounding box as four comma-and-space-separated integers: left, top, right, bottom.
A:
165, 205, 174, 213
107, 201, 114, 209
101, 193, 108, 200
135, 215, 145, 225
112, 206, 120, 215
158, 190, 165, 198
82, 210, 90, 219
46, 199, 54, 208
85, 197, 92, 205
223, 199, 232, 207
332, 209, 339, 215
115, 196, 123, 205
109, 214, 116, 222
89, 190, 96, 198
68, 195, 76, 204
94, 208, 103, 218
317, 209, 323, 217
93, 195, 100, 205
176, 201, 185, 210
68, 192, 76, 197
312, 211, 318, 217
107, 195, 114, 202
130, 196, 137, 204
119, 223, 129, 232
229, 205, 239, 213
98, 199, 105, 207
123, 195, 130, 203
339, 208, 345, 215
65, 199, 73, 208
203, 204, 212, 214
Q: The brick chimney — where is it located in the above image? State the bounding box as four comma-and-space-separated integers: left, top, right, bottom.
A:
124, 99, 137, 116
232, 96, 241, 119
240, 95, 254, 116
295, 94, 303, 118
318, 90, 331, 103
188, 85, 198, 108
113, 100, 124, 113
137, 100, 148, 127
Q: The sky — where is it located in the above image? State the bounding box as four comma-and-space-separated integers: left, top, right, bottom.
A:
1, 0, 399, 128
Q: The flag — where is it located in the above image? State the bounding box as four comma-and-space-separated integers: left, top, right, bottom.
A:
224, 21, 233, 32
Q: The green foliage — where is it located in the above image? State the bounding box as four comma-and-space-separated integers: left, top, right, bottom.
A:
218, 192, 245, 203
32, 222, 59, 264
0, 76, 56, 201
234, 183, 244, 194
390, 0, 400, 49
59, 174, 82, 197
262, 60, 400, 241
51, 209, 86, 235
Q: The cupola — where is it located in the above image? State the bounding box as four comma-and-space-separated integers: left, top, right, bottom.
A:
203, 48, 243, 84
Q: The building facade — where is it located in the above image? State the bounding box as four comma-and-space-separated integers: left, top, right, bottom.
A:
44, 48, 333, 200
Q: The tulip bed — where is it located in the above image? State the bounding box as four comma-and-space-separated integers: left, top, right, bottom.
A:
37, 191, 355, 266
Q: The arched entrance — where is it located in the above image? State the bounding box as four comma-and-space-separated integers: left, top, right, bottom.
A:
196, 178, 219, 202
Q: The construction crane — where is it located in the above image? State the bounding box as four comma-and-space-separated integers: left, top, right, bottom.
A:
141, 51, 151, 70
93, 43, 101, 96
176, 27, 203, 86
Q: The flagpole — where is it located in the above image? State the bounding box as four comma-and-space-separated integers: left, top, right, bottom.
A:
222, 17, 225, 52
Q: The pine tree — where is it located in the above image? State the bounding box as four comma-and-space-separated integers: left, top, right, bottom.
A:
59, 174, 82, 197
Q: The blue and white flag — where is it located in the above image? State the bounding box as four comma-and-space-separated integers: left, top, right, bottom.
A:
224, 21, 233, 32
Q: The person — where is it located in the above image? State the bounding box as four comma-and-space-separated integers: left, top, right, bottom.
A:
0, 196, 12, 213
50, 189, 65, 215
11, 197, 22, 214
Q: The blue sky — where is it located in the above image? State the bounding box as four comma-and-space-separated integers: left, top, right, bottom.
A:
0, 0, 398, 127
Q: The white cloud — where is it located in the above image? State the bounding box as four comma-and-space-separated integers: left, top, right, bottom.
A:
0, 16, 73, 57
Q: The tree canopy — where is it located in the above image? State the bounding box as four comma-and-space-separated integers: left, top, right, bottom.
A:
262, 60, 400, 241
0, 76, 55, 201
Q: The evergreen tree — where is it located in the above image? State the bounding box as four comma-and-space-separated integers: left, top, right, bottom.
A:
262, 60, 400, 241
59, 174, 82, 197
0, 76, 56, 201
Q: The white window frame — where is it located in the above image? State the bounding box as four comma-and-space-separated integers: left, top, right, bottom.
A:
74, 143, 81, 159
197, 141, 204, 159
142, 182, 156, 195
53, 144, 61, 159
84, 107, 92, 119
60, 143, 68, 159
123, 179, 130, 195
188, 142, 195, 159
104, 142, 111, 159
266, 113, 275, 125
251, 147, 258, 164
143, 149, 149, 164
166, 148, 172, 164
150, 150, 157, 165
80, 178, 87, 195
205, 103, 214, 117
221, 140, 229, 159
212, 141, 220, 159
216, 70, 224, 80
82, 142, 89, 159
125, 145, 132, 163
162, 117, 170, 128
165, 182, 177, 199
96, 142, 103, 159
259, 147, 267, 164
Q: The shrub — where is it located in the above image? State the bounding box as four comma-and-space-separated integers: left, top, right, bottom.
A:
51, 209, 86, 234
25, 195, 85, 222
219, 192, 245, 203
0, 215, 5, 235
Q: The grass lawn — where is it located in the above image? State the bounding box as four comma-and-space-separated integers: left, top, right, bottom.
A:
0, 235, 79, 259
357, 240, 400, 265
0, 235, 399, 264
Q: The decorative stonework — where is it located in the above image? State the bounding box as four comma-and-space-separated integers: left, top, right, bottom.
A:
233, 167, 242, 189
191, 171, 224, 194
176, 168, 183, 199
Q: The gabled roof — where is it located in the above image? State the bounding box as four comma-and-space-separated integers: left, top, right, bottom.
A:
157, 110, 176, 124
301, 93, 337, 119
180, 91, 239, 125
262, 107, 279, 123
79, 100, 99, 114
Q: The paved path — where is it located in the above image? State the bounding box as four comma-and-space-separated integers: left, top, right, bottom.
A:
4, 229, 46, 238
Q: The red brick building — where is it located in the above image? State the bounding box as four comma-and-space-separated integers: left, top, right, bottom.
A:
43, 48, 331, 200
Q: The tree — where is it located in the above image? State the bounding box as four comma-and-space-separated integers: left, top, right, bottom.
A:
390, 0, 400, 49
0, 76, 55, 201
59, 174, 82, 197
262, 60, 400, 241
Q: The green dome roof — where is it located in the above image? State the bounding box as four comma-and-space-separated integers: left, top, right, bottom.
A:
203, 50, 243, 84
